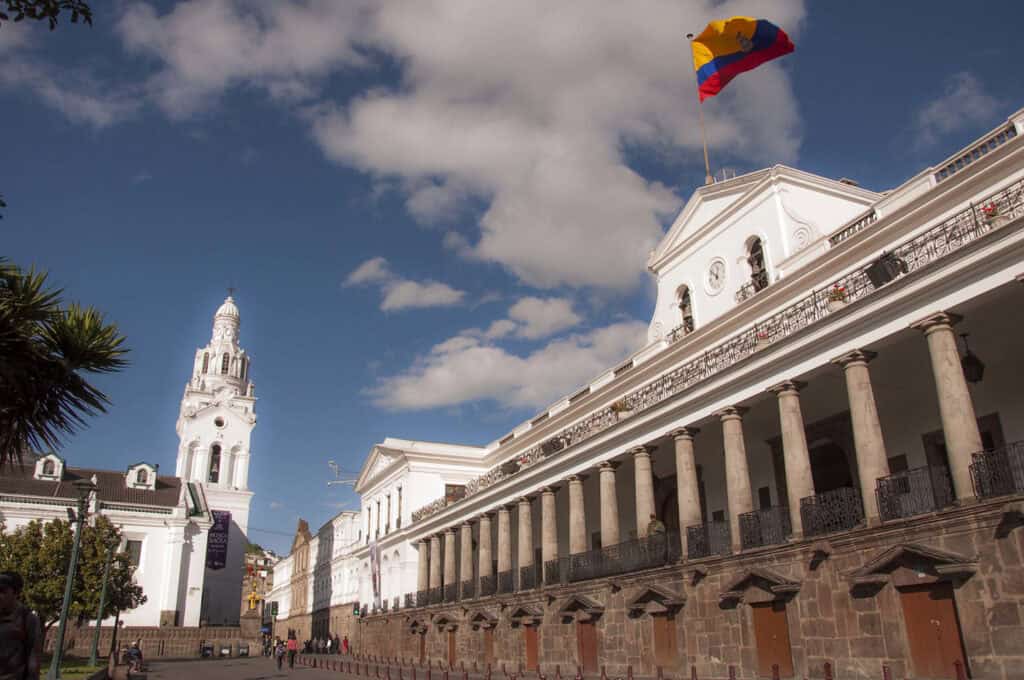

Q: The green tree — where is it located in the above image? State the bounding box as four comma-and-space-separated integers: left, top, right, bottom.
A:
0, 517, 146, 634
0, 0, 91, 29
0, 258, 129, 466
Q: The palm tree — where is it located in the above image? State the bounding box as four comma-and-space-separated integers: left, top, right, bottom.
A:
0, 258, 128, 466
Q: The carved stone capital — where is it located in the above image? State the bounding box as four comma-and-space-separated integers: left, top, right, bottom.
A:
832, 349, 878, 368
910, 311, 963, 334
714, 405, 748, 421
767, 380, 807, 396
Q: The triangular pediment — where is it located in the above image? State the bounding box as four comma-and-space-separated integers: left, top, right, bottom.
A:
354, 445, 406, 492
848, 543, 978, 586
720, 567, 800, 604
469, 609, 499, 629
557, 594, 604, 623
626, 585, 685, 617
290, 519, 312, 553
509, 605, 543, 619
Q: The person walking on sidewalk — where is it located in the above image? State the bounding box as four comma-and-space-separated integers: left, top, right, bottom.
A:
0, 572, 41, 680
286, 632, 298, 669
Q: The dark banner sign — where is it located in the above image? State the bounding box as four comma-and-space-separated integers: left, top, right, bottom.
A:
206, 510, 231, 570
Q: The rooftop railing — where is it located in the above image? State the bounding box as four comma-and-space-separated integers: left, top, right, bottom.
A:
934, 124, 1017, 183
828, 209, 878, 247
411, 174, 1024, 526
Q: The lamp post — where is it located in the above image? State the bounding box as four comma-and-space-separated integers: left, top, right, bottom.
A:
88, 533, 118, 666
47, 479, 96, 680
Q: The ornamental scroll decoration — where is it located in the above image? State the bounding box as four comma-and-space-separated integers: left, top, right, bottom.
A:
408, 176, 1024, 525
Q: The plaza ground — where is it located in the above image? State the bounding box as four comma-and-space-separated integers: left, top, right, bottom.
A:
147, 657, 334, 680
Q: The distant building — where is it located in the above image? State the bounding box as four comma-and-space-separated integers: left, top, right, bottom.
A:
241, 546, 279, 621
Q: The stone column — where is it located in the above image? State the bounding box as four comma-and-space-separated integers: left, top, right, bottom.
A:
460, 522, 473, 585
443, 529, 457, 591
834, 350, 890, 524
540, 487, 558, 567
417, 540, 430, 594
633, 446, 657, 537
497, 506, 512, 575
517, 497, 534, 588
717, 406, 753, 552
768, 381, 815, 538
429, 535, 442, 590
478, 514, 493, 581
599, 462, 620, 547
671, 427, 702, 557
568, 475, 587, 554
912, 312, 983, 501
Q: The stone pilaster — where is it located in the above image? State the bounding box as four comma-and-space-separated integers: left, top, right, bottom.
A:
568, 475, 587, 554
671, 427, 701, 557
834, 350, 889, 524
633, 446, 657, 538
478, 513, 493, 580
768, 380, 814, 538
912, 312, 983, 501
416, 540, 430, 593
517, 497, 534, 575
459, 522, 473, 585
443, 528, 457, 588
429, 534, 442, 590
599, 462, 620, 547
497, 506, 512, 575
540, 487, 558, 567
717, 406, 753, 552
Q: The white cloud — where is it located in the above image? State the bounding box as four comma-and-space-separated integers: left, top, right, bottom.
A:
916, 72, 1000, 148
370, 320, 647, 410
132, 171, 153, 184
507, 297, 581, 339
269, 501, 284, 510
343, 256, 466, 311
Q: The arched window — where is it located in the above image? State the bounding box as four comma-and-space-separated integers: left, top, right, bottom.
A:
136, 469, 148, 484
209, 444, 221, 483
42, 460, 55, 476
677, 285, 694, 335
221, 353, 230, 375
748, 238, 768, 292
202, 352, 210, 374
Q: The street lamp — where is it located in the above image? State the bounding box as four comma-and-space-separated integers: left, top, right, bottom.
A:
88, 531, 120, 666
47, 479, 96, 680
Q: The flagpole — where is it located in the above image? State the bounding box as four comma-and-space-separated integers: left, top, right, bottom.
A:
687, 32, 714, 185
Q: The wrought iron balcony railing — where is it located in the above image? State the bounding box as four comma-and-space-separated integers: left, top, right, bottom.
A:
800, 486, 865, 537
460, 579, 475, 600
544, 558, 562, 586
519, 564, 539, 591
479, 574, 496, 597
565, 532, 679, 584
428, 586, 442, 605
381, 599, 388, 612
877, 465, 955, 522
686, 521, 731, 560
735, 270, 770, 303
393, 596, 400, 611
739, 506, 792, 550
970, 442, 1024, 499
443, 583, 457, 603
411, 173, 1024, 526
497, 570, 514, 594
405, 592, 415, 609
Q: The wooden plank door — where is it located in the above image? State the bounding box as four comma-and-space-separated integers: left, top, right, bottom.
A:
653, 615, 677, 669
483, 628, 495, 665
899, 582, 968, 679
419, 634, 426, 664
447, 631, 456, 668
524, 626, 539, 670
751, 602, 794, 678
576, 621, 599, 673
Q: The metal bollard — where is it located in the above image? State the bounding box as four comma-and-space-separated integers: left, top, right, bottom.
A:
772, 664, 780, 680
882, 664, 892, 680
954, 661, 967, 680
575, 666, 583, 680
555, 666, 561, 680
823, 662, 833, 680
691, 665, 697, 680
487, 664, 492, 680
728, 666, 736, 680
626, 665, 632, 680
656, 667, 663, 680
601, 666, 608, 680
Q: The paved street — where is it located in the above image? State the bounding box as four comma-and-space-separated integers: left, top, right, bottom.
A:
147, 657, 342, 679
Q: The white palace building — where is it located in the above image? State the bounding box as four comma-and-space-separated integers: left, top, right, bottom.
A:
274, 109, 1024, 680
0, 295, 257, 631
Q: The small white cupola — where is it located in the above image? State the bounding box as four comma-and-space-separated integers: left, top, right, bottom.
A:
34, 453, 64, 481
126, 462, 158, 490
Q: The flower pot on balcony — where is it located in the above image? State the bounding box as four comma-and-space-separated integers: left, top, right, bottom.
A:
827, 299, 847, 313
865, 252, 908, 288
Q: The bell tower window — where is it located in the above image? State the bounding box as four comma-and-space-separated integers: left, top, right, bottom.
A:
221, 353, 230, 375
137, 469, 148, 484
748, 238, 768, 291
677, 285, 694, 335
202, 353, 210, 374
209, 444, 221, 483
42, 460, 55, 476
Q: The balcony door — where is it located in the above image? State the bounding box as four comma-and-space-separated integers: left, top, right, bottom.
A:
899, 582, 968, 680
751, 601, 794, 678
483, 628, 495, 665
576, 621, 598, 673
447, 630, 456, 668
418, 634, 425, 664
523, 626, 538, 670
652, 614, 677, 668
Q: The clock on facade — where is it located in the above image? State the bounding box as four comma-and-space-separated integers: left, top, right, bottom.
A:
706, 259, 726, 295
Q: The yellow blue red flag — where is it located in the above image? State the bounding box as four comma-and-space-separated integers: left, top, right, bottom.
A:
691, 17, 794, 101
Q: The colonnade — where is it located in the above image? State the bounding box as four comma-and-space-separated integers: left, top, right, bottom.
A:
412, 312, 983, 600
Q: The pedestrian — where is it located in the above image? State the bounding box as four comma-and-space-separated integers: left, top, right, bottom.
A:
646, 512, 666, 535
326, 636, 332, 655
342, 635, 349, 655
333, 634, 340, 655
0, 572, 41, 680
275, 639, 286, 671
287, 632, 298, 669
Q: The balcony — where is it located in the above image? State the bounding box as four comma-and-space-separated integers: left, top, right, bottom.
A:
686, 521, 731, 560
443, 583, 457, 603
428, 586, 442, 605
970, 442, 1024, 499
479, 574, 496, 597
877, 465, 955, 522
519, 564, 539, 591
393, 596, 399, 611
543, 558, 561, 586
497, 570, 514, 594
739, 506, 791, 550
405, 592, 415, 609
800, 487, 864, 537
561, 532, 679, 584
460, 579, 475, 600
735, 270, 769, 303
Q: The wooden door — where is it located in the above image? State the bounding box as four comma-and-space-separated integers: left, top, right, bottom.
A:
899, 582, 968, 679
652, 615, 677, 669
524, 626, 539, 670
447, 630, 456, 668
419, 634, 425, 664
576, 621, 598, 673
751, 602, 794, 678
483, 628, 495, 665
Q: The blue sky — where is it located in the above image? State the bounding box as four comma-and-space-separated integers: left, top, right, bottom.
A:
3, 1, 1021, 554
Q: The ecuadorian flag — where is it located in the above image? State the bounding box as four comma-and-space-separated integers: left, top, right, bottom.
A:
692, 17, 794, 101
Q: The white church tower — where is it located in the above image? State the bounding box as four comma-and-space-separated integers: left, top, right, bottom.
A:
175, 295, 256, 625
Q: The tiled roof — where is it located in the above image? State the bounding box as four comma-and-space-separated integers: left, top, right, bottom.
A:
0, 462, 183, 508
